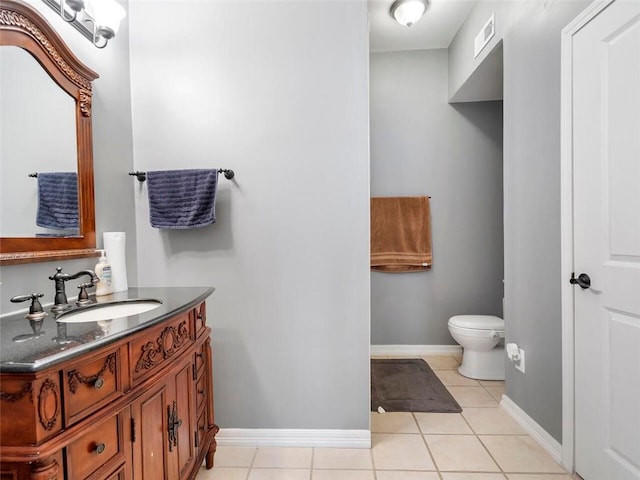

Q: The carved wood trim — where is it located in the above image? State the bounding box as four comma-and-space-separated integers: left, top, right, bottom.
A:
205, 423, 220, 469
134, 322, 190, 373
37, 379, 59, 431
0, 7, 93, 92
0, 382, 33, 403
79, 89, 92, 117
29, 456, 59, 480
67, 352, 116, 394
0, 249, 100, 265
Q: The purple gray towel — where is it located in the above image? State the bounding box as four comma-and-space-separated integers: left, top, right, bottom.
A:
147, 169, 218, 229
36, 172, 79, 230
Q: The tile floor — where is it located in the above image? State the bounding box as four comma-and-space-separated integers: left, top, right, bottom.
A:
197, 355, 577, 480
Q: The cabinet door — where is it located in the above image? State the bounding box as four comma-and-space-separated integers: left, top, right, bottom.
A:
131, 356, 196, 480
131, 381, 170, 480
168, 358, 196, 480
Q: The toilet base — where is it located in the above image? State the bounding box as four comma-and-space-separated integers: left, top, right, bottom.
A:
458, 346, 505, 381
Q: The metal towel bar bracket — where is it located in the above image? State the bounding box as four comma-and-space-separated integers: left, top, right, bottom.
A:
128, 169, 234, 182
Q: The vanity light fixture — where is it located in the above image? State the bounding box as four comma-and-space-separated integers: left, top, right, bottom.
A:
53, 0, 125, 48
390, 0, 429, 27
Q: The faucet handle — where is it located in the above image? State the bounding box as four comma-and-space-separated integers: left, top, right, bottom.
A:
10, 293, 47, 320
76, 283, 93, 305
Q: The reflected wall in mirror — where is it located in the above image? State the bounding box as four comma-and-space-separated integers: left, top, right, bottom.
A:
0, 0, 99, 264
1, 46, 78, 237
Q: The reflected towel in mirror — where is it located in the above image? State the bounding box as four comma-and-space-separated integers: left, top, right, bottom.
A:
36, 172, 79, 230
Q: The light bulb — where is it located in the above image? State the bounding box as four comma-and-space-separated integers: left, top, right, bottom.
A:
85, 0, 126, 38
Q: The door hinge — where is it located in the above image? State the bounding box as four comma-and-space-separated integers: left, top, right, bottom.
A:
131, 418, 136, 443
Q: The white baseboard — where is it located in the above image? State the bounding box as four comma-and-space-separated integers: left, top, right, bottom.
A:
216, 429, 371, 449
500, 394, 563, 465
371, 344, 462, 356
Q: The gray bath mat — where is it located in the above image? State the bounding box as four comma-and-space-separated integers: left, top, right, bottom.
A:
371, 358, 462, 413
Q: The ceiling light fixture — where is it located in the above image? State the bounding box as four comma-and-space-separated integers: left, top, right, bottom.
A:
83, 0, 126, 48
390, 0, 429, 27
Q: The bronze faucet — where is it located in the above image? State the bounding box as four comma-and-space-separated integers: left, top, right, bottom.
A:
49, 267, 99, 312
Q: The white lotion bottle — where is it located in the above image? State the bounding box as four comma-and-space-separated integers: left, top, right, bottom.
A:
103, 232, 128, 293
95, 250, 113, 296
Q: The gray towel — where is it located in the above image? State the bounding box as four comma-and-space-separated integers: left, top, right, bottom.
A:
36, 172, 79, 230
147, 169, 218, 229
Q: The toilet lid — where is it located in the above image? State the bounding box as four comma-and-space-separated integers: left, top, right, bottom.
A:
448, 315, 504, 330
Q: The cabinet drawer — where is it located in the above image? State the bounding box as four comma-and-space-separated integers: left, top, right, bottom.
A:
194, 343, 206, 375
196, 410, 206, 451
194, 302, 206, 336
64, 349, 123, 424
196, 374, 207, 413
66, 412, 125, 480
130, 312, 193, 385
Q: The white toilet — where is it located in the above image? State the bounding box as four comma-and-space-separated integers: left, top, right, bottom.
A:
448, 315, 505, 380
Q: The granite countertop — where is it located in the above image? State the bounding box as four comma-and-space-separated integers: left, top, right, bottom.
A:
0, 286, 214, 373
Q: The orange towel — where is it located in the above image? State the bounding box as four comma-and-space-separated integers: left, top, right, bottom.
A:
370, 196, 432, 272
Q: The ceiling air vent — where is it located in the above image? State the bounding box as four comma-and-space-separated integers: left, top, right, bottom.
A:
474, 14, 495, 58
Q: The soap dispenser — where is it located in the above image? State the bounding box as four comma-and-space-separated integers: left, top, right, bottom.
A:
95, 250, 113, 296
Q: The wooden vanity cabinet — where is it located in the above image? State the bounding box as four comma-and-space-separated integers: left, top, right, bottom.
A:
0, 300, 218, 480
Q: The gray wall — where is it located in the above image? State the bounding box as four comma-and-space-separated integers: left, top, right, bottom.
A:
128, 1, 371, 430
0, 0, 137, 315
450, 0, 589, 443
370, 49, 504, 346
502, 0, 589, 444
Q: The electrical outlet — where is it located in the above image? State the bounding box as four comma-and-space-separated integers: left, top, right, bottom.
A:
515, 348, 525, 373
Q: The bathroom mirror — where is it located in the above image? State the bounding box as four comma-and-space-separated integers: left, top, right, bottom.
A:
0, 0, 99, 265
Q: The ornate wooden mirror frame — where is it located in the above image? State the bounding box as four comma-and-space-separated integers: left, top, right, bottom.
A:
0, 0, 98, 265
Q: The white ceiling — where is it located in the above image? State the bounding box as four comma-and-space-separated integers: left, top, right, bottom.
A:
369, 0, 477, 52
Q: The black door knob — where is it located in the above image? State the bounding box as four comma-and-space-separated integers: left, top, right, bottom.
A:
570, 273, 591, 289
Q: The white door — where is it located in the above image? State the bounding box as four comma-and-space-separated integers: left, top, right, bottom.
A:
573, 1, 640, 479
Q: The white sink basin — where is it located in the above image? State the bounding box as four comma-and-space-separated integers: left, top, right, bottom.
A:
56, 299, 162, 323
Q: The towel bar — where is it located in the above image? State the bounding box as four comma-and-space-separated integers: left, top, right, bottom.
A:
128, 169, 235, 182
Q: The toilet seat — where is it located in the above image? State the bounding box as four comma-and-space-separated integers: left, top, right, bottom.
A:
448, 324, 504, 339
448, 315, 504, 330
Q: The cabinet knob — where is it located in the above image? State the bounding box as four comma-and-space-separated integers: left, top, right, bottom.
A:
94, 377, 104, 389
94, 443, 106, 455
